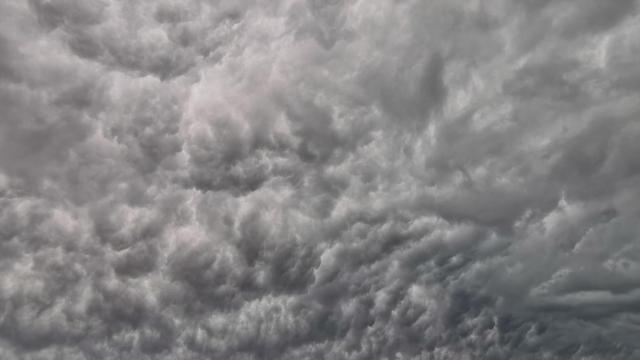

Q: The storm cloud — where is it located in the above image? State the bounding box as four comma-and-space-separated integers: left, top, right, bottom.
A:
1, 0, 640, 359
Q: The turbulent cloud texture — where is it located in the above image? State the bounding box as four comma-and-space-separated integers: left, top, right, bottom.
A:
1, 0, 640, 359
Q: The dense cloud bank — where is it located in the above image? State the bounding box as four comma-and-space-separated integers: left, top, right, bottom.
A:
1, 0, 640, 359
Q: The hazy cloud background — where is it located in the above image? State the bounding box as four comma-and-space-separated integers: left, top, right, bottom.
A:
1, 0, 640, 359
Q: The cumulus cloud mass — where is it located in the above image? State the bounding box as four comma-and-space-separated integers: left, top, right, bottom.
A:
2, 0, 640, 359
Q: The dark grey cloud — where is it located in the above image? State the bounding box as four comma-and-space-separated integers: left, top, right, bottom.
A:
1, 0, 640, 359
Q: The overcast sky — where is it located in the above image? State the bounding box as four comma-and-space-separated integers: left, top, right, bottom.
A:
1, 0, 640, 359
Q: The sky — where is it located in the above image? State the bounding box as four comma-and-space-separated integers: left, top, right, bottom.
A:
1, 0, 640, 359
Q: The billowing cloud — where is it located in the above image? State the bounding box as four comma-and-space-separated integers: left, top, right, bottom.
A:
1, 0, 640, 359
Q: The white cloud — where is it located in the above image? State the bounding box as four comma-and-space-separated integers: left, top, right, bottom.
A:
1, 0, 640, 359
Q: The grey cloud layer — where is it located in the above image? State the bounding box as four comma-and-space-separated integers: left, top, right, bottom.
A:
1, 0, 640, 359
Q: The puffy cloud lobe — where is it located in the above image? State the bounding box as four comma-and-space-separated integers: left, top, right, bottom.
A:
1, 0, 640, 359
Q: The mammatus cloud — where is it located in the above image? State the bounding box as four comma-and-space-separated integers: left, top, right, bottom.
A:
1, 0, 640, 359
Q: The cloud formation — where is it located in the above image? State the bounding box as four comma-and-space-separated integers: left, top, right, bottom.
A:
1, 0, 640, 359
